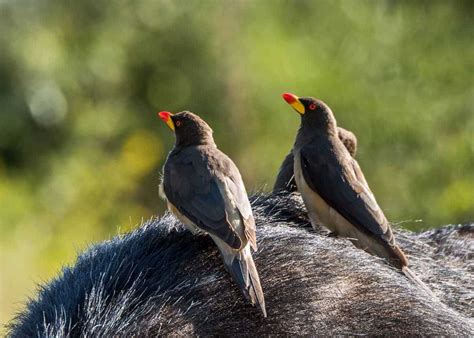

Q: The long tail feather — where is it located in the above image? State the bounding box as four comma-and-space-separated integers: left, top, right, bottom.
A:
226, 246, 267, 317
402, 266, 436, 298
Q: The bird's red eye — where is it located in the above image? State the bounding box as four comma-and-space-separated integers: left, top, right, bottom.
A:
309, 103, 317, 110
175, 121, 181, 127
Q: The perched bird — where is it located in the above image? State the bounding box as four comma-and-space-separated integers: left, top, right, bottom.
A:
273, 127, 357, 193
157, 111, 266, 317
281, 93, 433, 295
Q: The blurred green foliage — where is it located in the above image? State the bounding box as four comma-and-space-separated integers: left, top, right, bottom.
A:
0, 0, 473, 330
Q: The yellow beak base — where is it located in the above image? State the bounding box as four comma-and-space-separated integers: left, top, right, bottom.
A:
158, 111, 175, 131
165, 119, 175, 131
290, 100, 305, 115
282, 93, 305, 115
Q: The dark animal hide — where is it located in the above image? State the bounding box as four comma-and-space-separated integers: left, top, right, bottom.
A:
7, 193, 473, 336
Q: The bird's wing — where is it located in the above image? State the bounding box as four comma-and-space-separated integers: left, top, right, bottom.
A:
273, 151, 297, 192
164, 151, 243, 249
299, 143, 388, 236
223, 162, 257, 251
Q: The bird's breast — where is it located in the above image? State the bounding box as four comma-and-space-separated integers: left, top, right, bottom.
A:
293, 151, 333, 230
293, 151, 363, 238
158, 181, 167, 201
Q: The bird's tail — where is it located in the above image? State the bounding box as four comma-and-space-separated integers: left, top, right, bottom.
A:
402, 266, 436, 298
224, 245, 267, 317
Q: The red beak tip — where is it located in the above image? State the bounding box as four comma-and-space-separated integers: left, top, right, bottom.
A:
158, 111, 171, 121
282, 93, 297, 103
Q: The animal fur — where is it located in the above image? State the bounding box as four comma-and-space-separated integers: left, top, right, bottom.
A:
7, 192, 474, 336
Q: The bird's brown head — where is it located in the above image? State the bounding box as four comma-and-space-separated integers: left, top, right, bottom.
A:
282, 93, 337, 133
158, 111, 214, 147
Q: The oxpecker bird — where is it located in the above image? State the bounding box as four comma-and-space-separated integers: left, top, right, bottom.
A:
281, 93, 433, 295
157, 111, 266, 316
273, 127, 357, 193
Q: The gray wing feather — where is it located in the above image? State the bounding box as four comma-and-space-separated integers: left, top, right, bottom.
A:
164, 151, 242, 249
273, 151, 297, 192
273, 127, 357, 193
299, 141, 389, 237
224, 173, 257, 251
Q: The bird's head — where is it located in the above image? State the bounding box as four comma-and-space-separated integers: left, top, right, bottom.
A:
282, 93, 337, 133
158, 111, 214, 147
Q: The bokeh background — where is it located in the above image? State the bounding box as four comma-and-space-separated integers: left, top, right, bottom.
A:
1, 0, 473, 330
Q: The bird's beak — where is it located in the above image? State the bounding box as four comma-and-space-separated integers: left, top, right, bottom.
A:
158, 111, 175, 131
282, 93, 305, 115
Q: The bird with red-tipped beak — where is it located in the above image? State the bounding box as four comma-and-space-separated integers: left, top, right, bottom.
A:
157, 110, 267, 317
281, 93, 433, 296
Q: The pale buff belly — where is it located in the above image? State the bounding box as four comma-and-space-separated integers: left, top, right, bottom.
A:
166, 201, 205, 235
293, 152, 390, 257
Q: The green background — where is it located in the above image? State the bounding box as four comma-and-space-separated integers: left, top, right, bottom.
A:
1, 0, 473, 331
